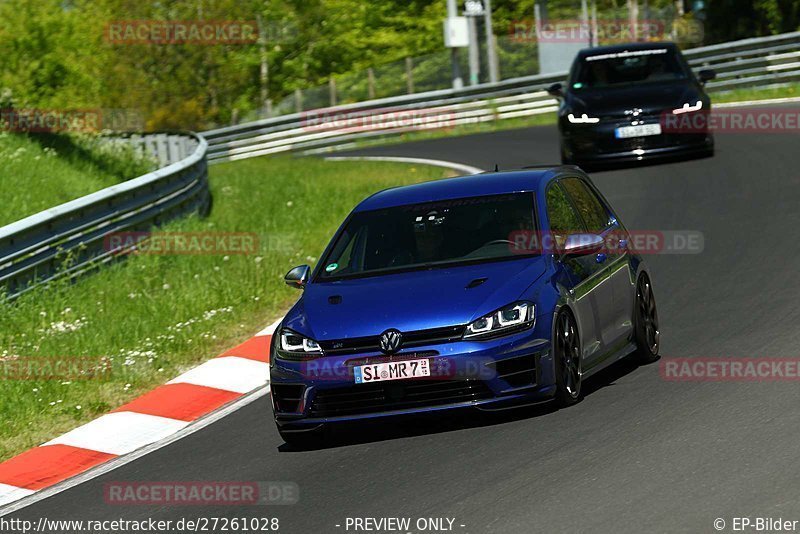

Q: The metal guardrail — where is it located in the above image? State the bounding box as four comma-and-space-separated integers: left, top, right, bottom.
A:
121, 132, 203, 166
0, 132, 210, 299
203, 31, 800, 163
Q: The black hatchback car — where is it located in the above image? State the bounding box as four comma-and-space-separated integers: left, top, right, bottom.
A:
548, 42, 715, 167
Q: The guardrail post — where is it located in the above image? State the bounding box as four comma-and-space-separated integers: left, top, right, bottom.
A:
156, 134, 168, 164
406, 57, 415, 94
368, 68, 376, 99
329, 78, 337, 107
295, 89, 303, 113
169, 135, 182, 164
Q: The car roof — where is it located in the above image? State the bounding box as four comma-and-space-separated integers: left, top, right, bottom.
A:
576, 41, 678, 59
354, 167, 575, 212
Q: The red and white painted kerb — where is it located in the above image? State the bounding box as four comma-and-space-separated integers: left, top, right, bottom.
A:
0, 320, 280, 508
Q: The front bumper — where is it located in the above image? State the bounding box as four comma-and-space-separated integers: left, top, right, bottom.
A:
560, 113, 714, 165
270, 323, 556, 431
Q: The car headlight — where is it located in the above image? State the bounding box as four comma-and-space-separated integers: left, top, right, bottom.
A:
672, 100, 702, 114
464, 301, 535, 340
278, 329, 322, 359
567, 113, 600, 124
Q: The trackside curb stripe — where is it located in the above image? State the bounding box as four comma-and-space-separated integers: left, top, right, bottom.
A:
0, 325, 276, 512
167, 356, 270, 394
0, 445, 116, 491
0, 484, 35, 507
111, 383, 242, 422
220, 335, 271, 362
44, 412, 190, 456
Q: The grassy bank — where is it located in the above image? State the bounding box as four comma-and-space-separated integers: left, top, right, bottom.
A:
0, 156, 448, 461
0, 132, 154, 227
712, 82, 800, 104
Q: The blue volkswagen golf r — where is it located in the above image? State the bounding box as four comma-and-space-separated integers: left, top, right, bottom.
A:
270, 166, 660, 446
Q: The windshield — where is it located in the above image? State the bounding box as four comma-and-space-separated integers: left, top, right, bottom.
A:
318, 193, 536, 280
571, 48, 689, 89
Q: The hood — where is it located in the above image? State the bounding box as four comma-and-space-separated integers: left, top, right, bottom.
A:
568, 81, 700, 116
283, 257, 547, 341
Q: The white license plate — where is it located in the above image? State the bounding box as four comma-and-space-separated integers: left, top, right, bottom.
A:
615, 123, 662, 138
354, 358, 430, 384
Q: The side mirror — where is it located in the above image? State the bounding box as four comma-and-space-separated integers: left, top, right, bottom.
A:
698, 69, 716, 84
284, 265, 310, 289
547, 82, 564, 97
563, 233, 604, 256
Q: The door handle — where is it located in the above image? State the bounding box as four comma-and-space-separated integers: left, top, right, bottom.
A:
596, 253, 607, 264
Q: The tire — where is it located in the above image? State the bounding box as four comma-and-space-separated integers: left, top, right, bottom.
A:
278, 427, 324, 449
633, 273, 660, 363
553, 309, 582, 407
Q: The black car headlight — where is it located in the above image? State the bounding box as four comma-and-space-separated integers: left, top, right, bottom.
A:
566, 113, 600, 124
672, 100, 703, 114
277, 329, 323, 360
464, 301, 535, 340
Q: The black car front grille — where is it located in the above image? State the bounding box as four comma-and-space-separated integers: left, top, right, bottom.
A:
309, 379, 492, 417
318, 325, 465, 356
583, 130, 707, 153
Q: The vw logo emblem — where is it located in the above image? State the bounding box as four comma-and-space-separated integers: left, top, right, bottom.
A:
625, 108, 643, 117
379, 329, 403, 355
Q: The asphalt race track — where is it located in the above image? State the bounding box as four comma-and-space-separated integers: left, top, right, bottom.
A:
10, 109, 800, 533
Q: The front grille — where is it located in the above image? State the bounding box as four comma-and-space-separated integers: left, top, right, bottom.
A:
272, 384, 305, 413
318, 325, 465, 356
309, 379, 492, 417
592, 132, 706, 152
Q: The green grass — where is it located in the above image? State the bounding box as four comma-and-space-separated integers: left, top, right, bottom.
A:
0, 156, 449, 461
0, 132, 154, 227
711, 82, 800, 104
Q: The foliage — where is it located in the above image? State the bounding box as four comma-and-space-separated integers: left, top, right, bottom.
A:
705, 0, 800, 43
0, 0, 795, 130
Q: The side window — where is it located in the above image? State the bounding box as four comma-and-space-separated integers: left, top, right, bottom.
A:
546, 183, 584, 250
561, 177, 611, 233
